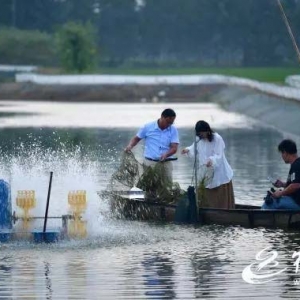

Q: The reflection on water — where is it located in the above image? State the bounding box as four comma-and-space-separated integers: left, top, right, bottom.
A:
1, 225, 300, 299
141, 253, 175, 299
0, 102, 300, 299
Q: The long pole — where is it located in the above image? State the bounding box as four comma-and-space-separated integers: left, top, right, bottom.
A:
43, 172, 53, 233
194, 137, 199, 222
277, 0, 300, 64
194, 137, 198, 206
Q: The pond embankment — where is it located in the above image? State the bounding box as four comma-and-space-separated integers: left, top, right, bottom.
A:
210, 85, 300, 137
0, 74, 299, 136
0, 81, 224, 102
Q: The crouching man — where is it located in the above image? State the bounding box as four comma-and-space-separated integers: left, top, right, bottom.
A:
262, 139, 300, 210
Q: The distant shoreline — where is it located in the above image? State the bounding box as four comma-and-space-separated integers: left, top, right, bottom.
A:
0, 82, 224, 102
1, 75, 299, 103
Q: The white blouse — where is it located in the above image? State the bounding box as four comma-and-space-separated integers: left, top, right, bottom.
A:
185, 132, 233, 189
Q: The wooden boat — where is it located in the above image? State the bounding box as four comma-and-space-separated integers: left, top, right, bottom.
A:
200, 204, 300, 230
100, 190, 300, 230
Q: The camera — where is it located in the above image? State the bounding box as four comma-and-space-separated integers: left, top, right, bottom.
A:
264, 190, 274, 205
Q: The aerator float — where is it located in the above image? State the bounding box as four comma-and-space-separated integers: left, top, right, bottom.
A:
0, 172, 87, 243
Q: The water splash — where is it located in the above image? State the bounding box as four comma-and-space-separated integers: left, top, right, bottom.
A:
0, 137, 112, 239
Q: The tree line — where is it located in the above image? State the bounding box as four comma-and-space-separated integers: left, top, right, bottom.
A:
0, 0, 299, 70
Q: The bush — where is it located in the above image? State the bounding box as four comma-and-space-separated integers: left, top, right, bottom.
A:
56, 22, 97, 73
0, 27, 57, 66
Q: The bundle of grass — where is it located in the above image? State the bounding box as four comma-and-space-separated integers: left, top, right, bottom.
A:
196, 165, 214, 206
105, 151, 183, 204
137, 163, 182, 204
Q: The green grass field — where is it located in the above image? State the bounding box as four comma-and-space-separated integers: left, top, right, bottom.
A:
97, 67, 299, 84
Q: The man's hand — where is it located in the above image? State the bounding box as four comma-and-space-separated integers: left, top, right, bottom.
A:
160, 153, 168, 161
271, 189, 284, 198
273, 179, 285, 188
124, 136, 141, 152
124, 145, 132, 152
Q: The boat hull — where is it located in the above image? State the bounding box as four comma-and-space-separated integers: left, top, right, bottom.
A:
107, 195, 300, 230
200, 205, 300, 229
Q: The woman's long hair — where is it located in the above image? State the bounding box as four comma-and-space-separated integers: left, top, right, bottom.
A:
195, 120, 214, 142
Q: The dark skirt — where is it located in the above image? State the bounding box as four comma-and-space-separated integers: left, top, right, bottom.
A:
198, 180, 235, 209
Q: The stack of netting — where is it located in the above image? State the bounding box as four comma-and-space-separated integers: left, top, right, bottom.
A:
107, 152, 183, 204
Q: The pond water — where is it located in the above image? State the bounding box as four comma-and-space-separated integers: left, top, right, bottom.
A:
0, 101, 300, 299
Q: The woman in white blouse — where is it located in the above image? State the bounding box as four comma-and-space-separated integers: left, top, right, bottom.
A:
181, 120, 235, 209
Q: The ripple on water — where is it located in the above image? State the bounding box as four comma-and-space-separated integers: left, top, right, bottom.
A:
1, 222, 300, 299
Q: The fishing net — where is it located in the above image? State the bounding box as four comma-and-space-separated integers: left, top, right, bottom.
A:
106, 151, 183, 204
108, 151, 141, 191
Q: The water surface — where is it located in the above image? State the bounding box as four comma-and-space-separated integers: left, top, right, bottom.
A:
0, 101, 299, 299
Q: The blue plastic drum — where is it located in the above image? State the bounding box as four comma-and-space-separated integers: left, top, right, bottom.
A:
0, 180, 12, 229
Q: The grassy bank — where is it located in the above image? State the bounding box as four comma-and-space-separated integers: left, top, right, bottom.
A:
97, 67, 299, 84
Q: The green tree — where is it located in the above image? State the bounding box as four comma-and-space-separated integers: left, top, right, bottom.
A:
56, 22, 97, 73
